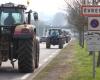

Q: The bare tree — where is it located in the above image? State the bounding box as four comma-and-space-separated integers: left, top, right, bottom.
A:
65, 0, 87, 48
65, 0, 100, 67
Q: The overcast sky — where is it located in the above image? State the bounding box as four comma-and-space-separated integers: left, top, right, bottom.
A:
0, 0, 71, 21
0, 0, 67, 14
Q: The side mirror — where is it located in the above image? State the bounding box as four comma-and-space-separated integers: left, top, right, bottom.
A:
33, 12, 38, 21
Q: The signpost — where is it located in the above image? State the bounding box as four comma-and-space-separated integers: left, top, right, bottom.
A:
81, 5, 100, 79
87, 17, 100, 79
87, 31, 100, 51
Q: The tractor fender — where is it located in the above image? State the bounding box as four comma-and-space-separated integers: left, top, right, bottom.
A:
13, 24, 36, 39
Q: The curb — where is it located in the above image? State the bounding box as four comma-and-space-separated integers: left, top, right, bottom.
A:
25, 39, 73, 80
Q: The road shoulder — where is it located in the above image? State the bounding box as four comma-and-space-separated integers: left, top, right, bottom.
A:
33, 40, 75, 80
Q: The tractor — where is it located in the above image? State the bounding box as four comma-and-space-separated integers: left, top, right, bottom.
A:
0, 2, 40, 73
46, 28, 65, 49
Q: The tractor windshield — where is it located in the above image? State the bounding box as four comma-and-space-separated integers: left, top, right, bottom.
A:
0, 8, 24, 26
48, 29, 61, 36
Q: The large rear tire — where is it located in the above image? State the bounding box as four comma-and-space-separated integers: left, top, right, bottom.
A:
0, 53, 2, 67
18, 39, 35, 73
33, 39, 40, 68
0, 61, 2, 67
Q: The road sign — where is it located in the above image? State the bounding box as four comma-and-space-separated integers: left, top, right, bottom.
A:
83, 6, 100, 78
81, 5, 100, 16
90, 19, 99, 28
88, 17, 100, 31
87, 31, 100, 51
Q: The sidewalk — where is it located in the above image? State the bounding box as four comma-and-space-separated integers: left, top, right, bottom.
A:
33, 40, 75, 80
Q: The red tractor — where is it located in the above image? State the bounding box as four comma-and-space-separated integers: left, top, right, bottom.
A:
0, 2, 39, 73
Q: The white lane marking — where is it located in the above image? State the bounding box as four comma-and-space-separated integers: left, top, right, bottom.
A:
39, 63, 42, 67
48, 55, 54, 58
41, 49, 60, 66
51, 50, 61, 57
43, 58, 49, 63
21, 73, 31, 80
39, 39, 72, 69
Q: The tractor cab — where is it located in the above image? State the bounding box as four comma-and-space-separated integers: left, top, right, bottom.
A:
0, 3, 26, 35
0, 3, 26, 26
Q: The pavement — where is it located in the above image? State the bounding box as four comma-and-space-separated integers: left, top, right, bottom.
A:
0, 42, 68, 80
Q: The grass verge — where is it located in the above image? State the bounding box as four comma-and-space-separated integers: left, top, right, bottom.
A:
33, 41, 100, 80
67, 42, 100, 80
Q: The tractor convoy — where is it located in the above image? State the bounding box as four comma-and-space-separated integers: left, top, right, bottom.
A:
0, 2, 71, 73
46, 28, 71, 49
0, 2, 39, 73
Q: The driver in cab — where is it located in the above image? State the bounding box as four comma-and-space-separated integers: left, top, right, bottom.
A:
4, 13, 15, 25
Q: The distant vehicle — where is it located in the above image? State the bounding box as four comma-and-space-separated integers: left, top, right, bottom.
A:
67, 33, 71, 41
46, 28, 65, 49
62, 30, 71, 43
40, 36, 47, 43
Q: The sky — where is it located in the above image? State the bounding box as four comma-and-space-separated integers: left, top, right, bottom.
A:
30, 0, 66, 14
0, 0, 66, 15
0, 0, 71, 21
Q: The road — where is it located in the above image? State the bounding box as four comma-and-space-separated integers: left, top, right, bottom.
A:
0, 42, 67, 80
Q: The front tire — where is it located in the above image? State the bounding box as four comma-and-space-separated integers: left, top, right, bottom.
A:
46, 43, 50, 48
18, 39, 35, 73
46, 38, 50, 48
66, 38, 68, 43
0, 63, 2, 67
0, 53, 2, 67
59, 44, 63, 49
59, 39, 63, 49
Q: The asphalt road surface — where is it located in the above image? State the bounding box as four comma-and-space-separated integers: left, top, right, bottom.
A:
0, 42, 68, 80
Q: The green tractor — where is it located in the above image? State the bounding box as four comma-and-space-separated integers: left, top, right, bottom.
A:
0, 2, 39, 73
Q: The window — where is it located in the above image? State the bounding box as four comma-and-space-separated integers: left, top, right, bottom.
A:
0, 8, 24, 26
49, 29, 60, 36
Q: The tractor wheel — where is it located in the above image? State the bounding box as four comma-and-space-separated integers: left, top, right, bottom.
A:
66, 38, 68, 43
59, 44, 63, 49
0, 53, 2, 67
66, 39, 68, 43
46, 42, 50, 48
46, 38, 50, 48
18, 39, 35, 73
0, 62, 2, 67
34, 39, 40, 68
59, 39, 63, 49
46, 38, 50, 49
